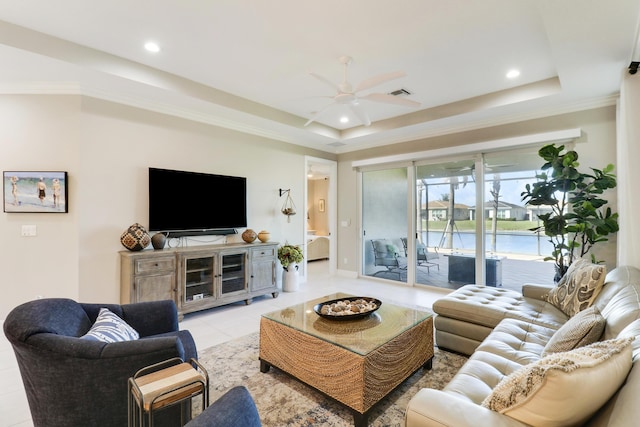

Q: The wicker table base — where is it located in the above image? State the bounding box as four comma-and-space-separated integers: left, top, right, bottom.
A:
259, 302, 434, 427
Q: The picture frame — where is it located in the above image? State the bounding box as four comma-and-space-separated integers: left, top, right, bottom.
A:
3, 171, 68, 213
319, 199, 325, 212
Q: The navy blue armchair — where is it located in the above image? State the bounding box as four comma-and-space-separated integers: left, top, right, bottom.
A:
4, 298, 197, 427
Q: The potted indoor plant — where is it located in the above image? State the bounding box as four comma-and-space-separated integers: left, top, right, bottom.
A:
521, 143, 619, 281
278, 243, 304, 292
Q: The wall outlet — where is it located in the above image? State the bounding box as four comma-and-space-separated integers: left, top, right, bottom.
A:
343, 257, 348, 264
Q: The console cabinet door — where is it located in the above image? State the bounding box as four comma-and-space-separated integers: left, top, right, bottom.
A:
219, 250, 250, 298
134, 273, 176, 302
251, 247, 276, 292
181, 254, 217, 312
121, 254, 177, 304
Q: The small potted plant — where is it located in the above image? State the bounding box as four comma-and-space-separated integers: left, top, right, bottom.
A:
278, 243, 304, 271
278, 243, 304, 292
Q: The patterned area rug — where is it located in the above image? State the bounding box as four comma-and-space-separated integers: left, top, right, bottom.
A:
197, 332, 467, 426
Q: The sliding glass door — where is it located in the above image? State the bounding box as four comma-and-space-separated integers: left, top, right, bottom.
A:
415, 157, 477, 288
362, 168, 408, 283
360, 144, 556, 291
482, 148, 555, 289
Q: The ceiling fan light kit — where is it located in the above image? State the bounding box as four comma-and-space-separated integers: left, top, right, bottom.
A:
304, 55, 420, 127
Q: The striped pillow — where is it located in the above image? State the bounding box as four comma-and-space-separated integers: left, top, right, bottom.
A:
81, 308, 139, 343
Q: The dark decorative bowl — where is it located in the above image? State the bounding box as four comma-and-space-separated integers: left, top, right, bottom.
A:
313, 297, 382, 321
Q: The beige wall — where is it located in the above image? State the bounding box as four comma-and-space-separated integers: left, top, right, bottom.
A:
336, 106, 619, 274
1, 95, 334, 319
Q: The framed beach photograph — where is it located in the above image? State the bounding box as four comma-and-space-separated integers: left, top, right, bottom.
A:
3, 171, 68, 213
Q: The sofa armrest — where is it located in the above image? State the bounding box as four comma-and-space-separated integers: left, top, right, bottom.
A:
521, 283, 554, 300
405, 389, 528, 427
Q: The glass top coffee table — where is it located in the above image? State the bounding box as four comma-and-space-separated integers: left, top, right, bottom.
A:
259, 293, 434, 427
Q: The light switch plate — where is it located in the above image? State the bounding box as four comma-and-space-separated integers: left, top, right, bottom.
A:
21, 225, 37, 236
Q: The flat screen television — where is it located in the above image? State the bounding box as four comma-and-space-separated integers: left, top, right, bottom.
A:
148, 167, 247, 236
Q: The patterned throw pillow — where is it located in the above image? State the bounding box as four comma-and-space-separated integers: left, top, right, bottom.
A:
80, 308, 140, 343
544, 259, 606, 317
482, 337, 634, 427
541, 305, 605, 357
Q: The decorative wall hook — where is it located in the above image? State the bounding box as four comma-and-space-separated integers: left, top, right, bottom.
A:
279, 188, 297, 221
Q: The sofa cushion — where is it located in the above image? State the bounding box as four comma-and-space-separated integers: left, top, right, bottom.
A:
481, 337, 634, 427
433, 285, 568, 331
544, 259, 606, 317
80, 308, 140, 343
541, 305, 605, 357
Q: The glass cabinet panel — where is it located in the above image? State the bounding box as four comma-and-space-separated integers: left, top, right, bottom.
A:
220, 252, 247, 295
184, 257, 214, 302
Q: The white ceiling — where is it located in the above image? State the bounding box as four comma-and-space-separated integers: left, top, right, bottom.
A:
0, 0, 639, 154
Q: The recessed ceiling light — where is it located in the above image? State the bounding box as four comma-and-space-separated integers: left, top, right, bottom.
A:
144, 42, 161, 53
340, 116, 349, 123
506, 69, 521, 79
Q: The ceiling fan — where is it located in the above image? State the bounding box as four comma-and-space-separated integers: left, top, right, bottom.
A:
304, 56, 421, 127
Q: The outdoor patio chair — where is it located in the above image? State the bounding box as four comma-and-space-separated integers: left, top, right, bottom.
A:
401, 238, 440, 272
371, 239, 406, 279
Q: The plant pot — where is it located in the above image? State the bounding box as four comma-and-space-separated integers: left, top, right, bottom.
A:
283, 264, 299, 292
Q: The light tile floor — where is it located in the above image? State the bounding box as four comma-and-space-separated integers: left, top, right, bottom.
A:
0, 261, 450, 427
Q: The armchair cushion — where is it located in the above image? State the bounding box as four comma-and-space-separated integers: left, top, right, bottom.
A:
482, 337, 634, 427
80, 307, 139, 342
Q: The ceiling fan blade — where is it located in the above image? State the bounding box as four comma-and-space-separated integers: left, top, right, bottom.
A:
304, 102, 336, 127
309, 71, 341, 93
349, 102, 371, 126
355, 71, 406, 93
361, 92, 421, 107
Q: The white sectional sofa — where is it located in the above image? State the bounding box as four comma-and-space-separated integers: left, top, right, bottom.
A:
405, 265, 640, 427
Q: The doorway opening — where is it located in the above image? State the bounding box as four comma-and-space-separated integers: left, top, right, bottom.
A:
304, 157, 337, 280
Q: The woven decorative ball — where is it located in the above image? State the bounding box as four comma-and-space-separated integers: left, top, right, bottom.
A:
242, 229, 257, 243
120, 223, 151, 251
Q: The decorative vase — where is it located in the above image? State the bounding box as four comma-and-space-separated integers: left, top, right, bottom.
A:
242, 229, 257, 243
151, 233, 167, 250
283, 264, 299, 292
258, 230, 271, 243
120, 223, 151, 251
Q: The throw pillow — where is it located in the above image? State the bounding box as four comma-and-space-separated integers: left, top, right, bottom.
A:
541, 305, 605, 357
386, 244, 399, 257
544, 258, 606, 317
80, 308, 140, 343
482, 337, 634, 427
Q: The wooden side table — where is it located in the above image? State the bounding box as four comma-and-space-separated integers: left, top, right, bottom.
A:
128, 357, 209, 427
